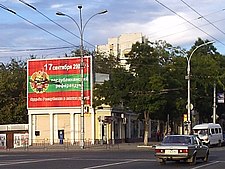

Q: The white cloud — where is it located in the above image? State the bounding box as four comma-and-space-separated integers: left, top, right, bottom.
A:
0, 0, 225, 62
50, 3, 65, 9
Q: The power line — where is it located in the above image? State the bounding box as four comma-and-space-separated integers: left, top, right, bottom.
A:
97, 10, 225, 54
180, 0, 225, 37
18, 0, 95, 48
0, 46, 73, 53
157, 18, 225, 40
0, 4, 78, 48
154, 0, 225, 46
198, 8, 225, 19
148, 8, 225, 38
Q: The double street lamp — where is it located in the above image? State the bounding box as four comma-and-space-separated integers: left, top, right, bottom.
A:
185, 41, 214, 135
56, 6, 107, 149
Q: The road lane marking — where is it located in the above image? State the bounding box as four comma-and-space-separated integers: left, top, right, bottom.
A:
191, 161, 220, 169
0, 158, 70, 166
69, 158, 155, 162
0, 157, 154, 167
82, 160, 138, 169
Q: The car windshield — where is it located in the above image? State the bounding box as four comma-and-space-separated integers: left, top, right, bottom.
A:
162, 136, 191, 144
195, 129, 208, 136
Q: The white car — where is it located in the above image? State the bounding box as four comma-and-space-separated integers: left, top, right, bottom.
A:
155, 135, 209, 165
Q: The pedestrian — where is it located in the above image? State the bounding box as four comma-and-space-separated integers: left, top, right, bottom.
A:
156, 130, 160, 141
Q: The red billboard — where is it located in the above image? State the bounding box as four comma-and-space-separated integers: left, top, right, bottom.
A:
27, 57, 92, 109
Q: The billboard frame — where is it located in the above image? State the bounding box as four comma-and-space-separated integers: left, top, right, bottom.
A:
27, 56, 93, 109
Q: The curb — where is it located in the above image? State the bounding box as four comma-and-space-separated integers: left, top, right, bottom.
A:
0, 143, 159, 152
137, 144, 157, 149
137, 145, 153, 148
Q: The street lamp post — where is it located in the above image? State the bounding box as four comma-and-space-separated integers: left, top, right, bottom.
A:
185, 41, 214, 135
56, 6, 107, 149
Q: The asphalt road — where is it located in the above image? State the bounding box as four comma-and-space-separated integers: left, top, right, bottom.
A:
0, 147, 224, 169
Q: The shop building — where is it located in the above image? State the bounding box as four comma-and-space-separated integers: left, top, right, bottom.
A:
0, 124, 28, 149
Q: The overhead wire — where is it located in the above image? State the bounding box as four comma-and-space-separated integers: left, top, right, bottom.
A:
156, 17, 225, 40
154, 0, 225, 46
0, 4, 78, 48
197, 8, 225, 19
147, 8, 225, 39
18, 0, 95, 48
96, 8, 225, 53
0, 46, 73, 53
180, 0, 225, 37
1, 1, 224, 57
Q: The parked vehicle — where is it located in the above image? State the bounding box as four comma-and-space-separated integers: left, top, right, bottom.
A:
193, 123, 223, 146
155, 135, 209, 165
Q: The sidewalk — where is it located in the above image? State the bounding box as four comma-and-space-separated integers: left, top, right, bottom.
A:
0, 142, 159, 152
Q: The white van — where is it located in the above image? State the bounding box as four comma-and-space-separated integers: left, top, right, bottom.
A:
192, 123, 223, 146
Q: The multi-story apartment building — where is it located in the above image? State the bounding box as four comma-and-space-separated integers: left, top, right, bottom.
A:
96, 33, 147, 68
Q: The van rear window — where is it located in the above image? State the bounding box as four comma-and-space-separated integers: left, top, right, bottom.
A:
215, 128, 218, 133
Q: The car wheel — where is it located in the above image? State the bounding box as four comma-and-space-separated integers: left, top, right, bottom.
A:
158, 158, 166, 165
218, 140, 222, 147
207, 142, 211, 148
190, 154, 196, 165
203, 151, 209, 162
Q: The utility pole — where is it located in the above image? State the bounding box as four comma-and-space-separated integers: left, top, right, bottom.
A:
213, 82, 217, 124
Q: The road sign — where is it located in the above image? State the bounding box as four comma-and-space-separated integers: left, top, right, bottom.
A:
211, 114, 219, 119
186, 104, 193, 110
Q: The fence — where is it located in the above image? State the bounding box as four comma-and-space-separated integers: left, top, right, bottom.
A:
2, 138, 120, 151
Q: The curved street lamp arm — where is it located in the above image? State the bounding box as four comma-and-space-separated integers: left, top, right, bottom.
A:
56, 12, 82, 36
188, 41, 215, 62
82, 10, 108, 35
56, 9, 107, 41
186, 41, 214, 72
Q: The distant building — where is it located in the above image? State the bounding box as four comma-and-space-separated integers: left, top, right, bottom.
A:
0, 124, 28, 149
94, 73, 109, 84
96, 33, 147, 69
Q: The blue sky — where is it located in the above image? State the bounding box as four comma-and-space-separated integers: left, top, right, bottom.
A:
0, 0, 225, 63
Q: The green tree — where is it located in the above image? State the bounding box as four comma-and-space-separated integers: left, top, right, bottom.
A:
93, 40, 188, 145
93, 37, 225, 145
153, 41, 187, 123
127, 41, 169, 145
92, 52, 122, 108
0, 59, 27, 124
93, 52, 119, 74
93, 67, 134, 108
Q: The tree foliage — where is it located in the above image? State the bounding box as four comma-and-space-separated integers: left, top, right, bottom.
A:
1, 37, 225, 144
0, 59, 27, 124
93, 52, 119, 74
127, 41, 167, 115
93, 38, 225, 144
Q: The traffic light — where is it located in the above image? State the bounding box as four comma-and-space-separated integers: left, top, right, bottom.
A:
183, 114, 187, 122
